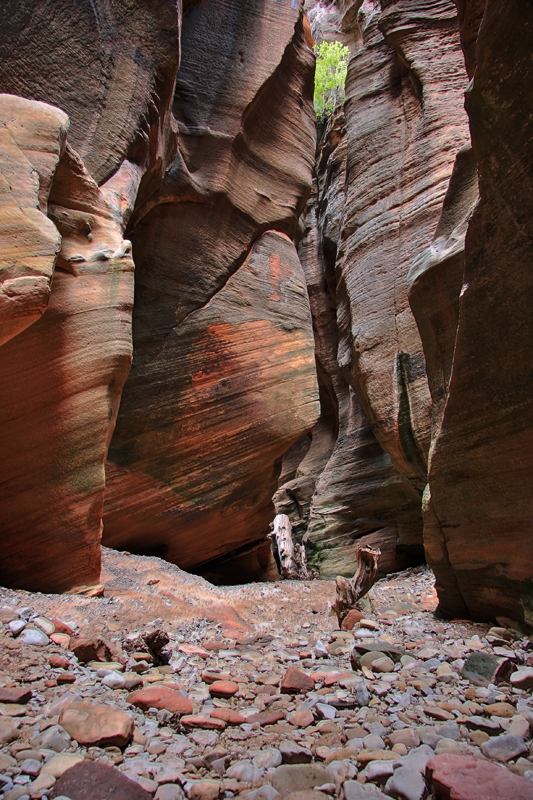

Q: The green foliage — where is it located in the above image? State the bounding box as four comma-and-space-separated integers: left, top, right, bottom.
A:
313, 40, 350, 118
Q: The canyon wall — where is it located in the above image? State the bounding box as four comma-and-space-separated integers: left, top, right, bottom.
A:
0, 0, 319, 590
288, 0, 533, 625
277, 0, 472, 578
1, 0, 532, 622
412, 0, 533, 625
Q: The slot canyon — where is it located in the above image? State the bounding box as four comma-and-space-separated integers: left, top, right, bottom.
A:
0, 2, 533, 799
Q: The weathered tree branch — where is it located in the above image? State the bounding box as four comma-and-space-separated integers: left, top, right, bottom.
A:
269, 513, 309, 580
332, 544, 381, 626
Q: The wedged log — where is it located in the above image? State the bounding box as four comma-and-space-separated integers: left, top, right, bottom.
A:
270, 514, 309, 580
0, 140, 134, 593
103, 232, 319, 569
0, 95, 66, 346
332, 544, 381, 627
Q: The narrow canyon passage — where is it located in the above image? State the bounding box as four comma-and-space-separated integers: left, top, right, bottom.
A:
1, 0, 533, 798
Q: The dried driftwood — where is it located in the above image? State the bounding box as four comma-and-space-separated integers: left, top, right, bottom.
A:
269, 513, 309, 580
332, 544, 381, 626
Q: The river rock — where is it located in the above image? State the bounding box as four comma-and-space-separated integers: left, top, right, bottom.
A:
426, 754, 533, 800
50, 760, 152, 800
59, 703, 134, 747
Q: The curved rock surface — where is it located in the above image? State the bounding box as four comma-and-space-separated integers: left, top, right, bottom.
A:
104, 231, 319, 570
415, 0, 533, 624
275, 110, 423, 577
0, 128, 135, 593
0, 95, 66, 346
103, 1, 319, 575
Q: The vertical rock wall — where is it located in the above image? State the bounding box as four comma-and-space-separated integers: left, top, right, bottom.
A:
102, 1, 320, 575
0, 0, 319, 589
413, 0, 533, 624
277, 0, 471, 577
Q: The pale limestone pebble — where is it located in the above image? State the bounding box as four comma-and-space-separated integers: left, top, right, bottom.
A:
186, 780, 221, 800
155, 786, 186, 800
253, 749, 282, 769
509, 715, 531, 738
363, 759, 395, 781
343, 780, 388, 799
325, 759, 357, 784
8, 620, 26, 636
19, 758, 41, 777
40, 752, 84, 778
385, 764, 426, 800
481, 733, 528, 762
33, 616, 55, 636
225, 760, 264, 785
19, 628, 49, 646
511, 668, 533, 690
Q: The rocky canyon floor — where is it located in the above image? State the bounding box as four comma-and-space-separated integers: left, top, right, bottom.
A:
1, 551, 533, 800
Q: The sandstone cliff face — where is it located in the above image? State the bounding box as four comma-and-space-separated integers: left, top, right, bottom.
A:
102, 1, 319, 576
412, 0, 533, 625
276, 0, 471, 577
0, 0, 319, 588
0, 100, 135, 592
275, 110, 423, 577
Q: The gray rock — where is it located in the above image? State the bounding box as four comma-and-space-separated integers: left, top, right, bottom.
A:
434, 721, 461, 741
253, 749, 282, 770
415, 726, 442, 749
363, 760, 395, 781
8, 620, 26, 635
481, 733, 528, 762
385, 765, 425, 800
19, 628, 49, 646
316, 702, 335, 720
19, 759, 41, 777
510, 668, 533, 689
31, 725, 71, 752
356, 683, 370, 707
0, 775, 14, 792
326, 759, 357, 783
240, 787, 280, 800
226, 761, 264, 785
272, 764, 334, 798
401, 745, 435, 774
463, 716, 501, 734
461, 653, 512, 685
343, 781, 388, 800
279, 741, 312, 764
102, 671, 126, 689
363, 734, 385, 750
0, 717, 20, 745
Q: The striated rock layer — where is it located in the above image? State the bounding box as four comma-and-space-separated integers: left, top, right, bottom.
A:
413, 0, 533, 624
276, 0, 471, 577
0, 102, 135, 592
0, 0, 181, 591
104, 231, 319, 571
275, 111, 423, 577
103, 1, 319, 576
